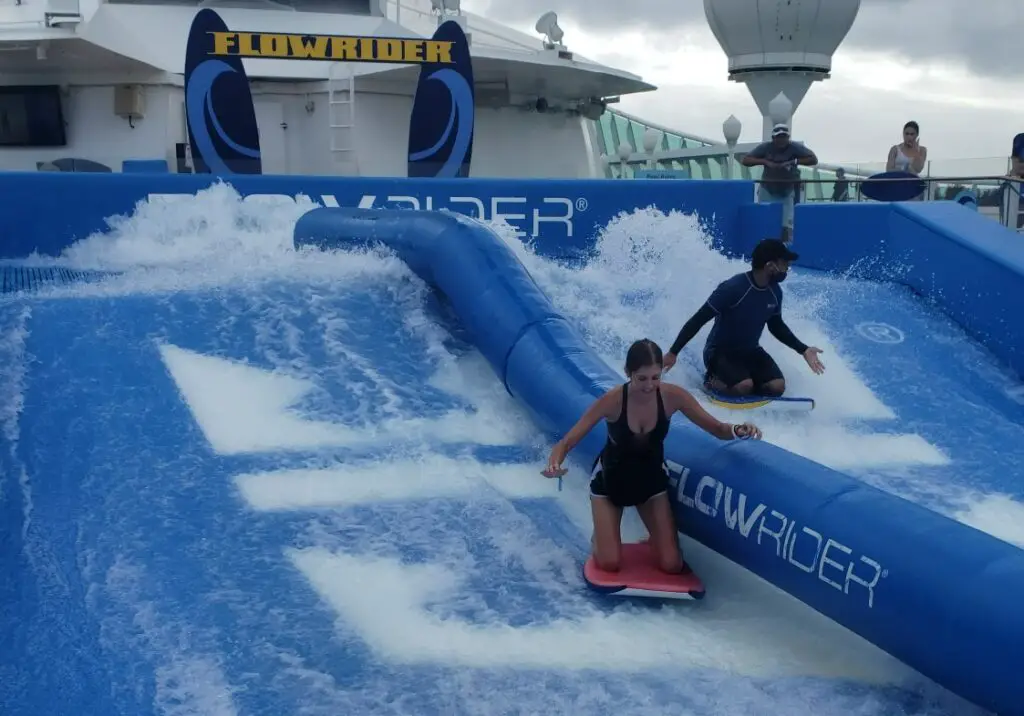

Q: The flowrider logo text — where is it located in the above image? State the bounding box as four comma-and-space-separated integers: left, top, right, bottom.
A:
667, 461, 886, 609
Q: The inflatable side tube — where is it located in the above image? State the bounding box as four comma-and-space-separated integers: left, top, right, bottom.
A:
293, 207, 1024, 716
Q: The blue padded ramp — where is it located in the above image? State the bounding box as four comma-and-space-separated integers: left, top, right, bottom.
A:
293, 207, 1024, 716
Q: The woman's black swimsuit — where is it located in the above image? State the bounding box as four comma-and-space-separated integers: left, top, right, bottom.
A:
589, 382, 671, 508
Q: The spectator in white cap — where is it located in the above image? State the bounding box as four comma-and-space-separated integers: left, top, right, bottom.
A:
741, 123, 818, 244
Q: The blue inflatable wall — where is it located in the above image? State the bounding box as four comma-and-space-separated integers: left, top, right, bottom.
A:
795, 201, 1024, 380
293, 207, 1024, 716
0, 172, 764, 261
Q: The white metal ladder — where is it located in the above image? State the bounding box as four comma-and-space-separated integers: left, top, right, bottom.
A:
327, 63, 359, 175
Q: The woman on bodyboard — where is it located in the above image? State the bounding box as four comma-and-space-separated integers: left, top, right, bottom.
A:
542, 339, 761, 579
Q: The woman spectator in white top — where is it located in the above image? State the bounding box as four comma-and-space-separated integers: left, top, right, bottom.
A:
886, 121, 928, 199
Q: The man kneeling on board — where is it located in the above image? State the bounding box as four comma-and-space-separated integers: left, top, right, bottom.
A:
662, 238, 826, 397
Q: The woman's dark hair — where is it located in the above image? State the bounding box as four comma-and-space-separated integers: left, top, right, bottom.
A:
903, 121, 919, 134
625, 338, 663, 376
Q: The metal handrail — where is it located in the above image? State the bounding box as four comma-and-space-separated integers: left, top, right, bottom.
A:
786, 174, 1019, 186
757, 173, 1024, 231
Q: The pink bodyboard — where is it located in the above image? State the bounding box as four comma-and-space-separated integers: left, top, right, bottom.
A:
583, 542, 705, 600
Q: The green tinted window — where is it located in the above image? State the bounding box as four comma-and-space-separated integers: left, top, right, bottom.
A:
707, 157, 724, 180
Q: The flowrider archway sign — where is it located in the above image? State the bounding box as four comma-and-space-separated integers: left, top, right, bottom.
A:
183, 8, 475, 178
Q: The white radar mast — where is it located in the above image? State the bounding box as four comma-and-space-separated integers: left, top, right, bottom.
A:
703, 0, 861, 139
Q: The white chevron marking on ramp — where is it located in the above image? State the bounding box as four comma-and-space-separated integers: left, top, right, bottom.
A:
159, 343, 363, 455
158, 343, 521, 454
287, 547, 909, 683
234, 456, 556, 510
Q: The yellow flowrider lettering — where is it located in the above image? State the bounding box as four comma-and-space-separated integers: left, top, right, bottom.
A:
238, 33, 259, 56
377, 39, 403, 62
424, 40, 453, 63
289, 35, 328, 59
258, 34, 290, 57
332, 37, 359, 60
403, 40, 424, 62
209, 31, 237, 56
207, 32, 456, 64
357, 37, 375, 61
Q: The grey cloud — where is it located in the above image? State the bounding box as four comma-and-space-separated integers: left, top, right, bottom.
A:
479, 0, 1022, 79
843, 1, 1021, 78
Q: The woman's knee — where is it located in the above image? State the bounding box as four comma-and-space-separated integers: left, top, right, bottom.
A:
650, 528, 683, 573
657, 546, 683, 574
644, 496, 683, 573
594, 544, 621, 572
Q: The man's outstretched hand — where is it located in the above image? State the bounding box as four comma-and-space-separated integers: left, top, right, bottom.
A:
803, 347, 825, 375
663, 352, 678, 373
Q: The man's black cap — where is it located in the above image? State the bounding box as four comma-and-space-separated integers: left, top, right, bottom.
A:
751, 238, 799, 269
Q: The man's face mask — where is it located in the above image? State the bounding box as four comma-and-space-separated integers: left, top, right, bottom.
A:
770, 262, 789, 282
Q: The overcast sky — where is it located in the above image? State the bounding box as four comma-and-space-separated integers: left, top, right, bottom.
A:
462, 0, 1023, 173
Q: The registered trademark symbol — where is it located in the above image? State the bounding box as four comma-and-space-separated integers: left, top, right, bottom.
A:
881, 570, 889, 578
575, 198, 588, 211
855, 322, 904, 345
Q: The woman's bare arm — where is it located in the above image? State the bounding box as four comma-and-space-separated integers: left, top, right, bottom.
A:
663, 384, 735, 440
548, 387, 620, 466
912, 145, 927, 174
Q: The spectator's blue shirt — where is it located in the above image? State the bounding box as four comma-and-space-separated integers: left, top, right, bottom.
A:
704, 271, 782, 358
